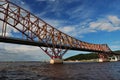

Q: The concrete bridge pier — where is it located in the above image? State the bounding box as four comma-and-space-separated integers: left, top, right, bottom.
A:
50, 56, 63, 64
98, 53, 109, 62
98, 55, 120, 62
50, 59, 63, 64
98, 58, 109, 62
109, 55, 120, 61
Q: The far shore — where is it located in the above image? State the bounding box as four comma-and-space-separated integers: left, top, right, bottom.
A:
64, 59, 99, 62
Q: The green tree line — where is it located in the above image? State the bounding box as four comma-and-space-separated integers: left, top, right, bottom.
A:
65, 50, 120, 61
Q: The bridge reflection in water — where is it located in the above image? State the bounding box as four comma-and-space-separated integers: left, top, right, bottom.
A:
0, 0, 119, 64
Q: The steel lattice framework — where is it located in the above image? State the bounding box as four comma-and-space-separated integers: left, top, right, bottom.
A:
0, 0, 113, 59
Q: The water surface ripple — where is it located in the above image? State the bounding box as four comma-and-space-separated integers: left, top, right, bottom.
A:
0, 61, 120, 80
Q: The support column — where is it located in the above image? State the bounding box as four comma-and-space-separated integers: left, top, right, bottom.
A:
109, 55, 118, 61
50, 56, 63, 64
117, 55, 120, 61
98, 58, 109, 62
98, 53, 109, 62
113, 55, 118, 61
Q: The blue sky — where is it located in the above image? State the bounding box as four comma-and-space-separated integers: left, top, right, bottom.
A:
0, 0, 120, 61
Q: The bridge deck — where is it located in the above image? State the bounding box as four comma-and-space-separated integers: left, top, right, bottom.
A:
0, 36, 107, 53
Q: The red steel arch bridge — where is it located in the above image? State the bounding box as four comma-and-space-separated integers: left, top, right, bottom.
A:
0, 0, 118, 63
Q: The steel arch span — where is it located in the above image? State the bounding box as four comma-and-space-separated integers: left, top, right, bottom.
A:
0, 0, 113, 63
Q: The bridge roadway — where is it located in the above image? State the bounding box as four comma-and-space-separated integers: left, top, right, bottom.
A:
0, 36, 109, 53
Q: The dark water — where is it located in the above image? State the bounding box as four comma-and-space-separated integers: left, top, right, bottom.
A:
0, 61, 120, 80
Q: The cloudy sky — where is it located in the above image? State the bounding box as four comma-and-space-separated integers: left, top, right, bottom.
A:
0, 0, 120, 61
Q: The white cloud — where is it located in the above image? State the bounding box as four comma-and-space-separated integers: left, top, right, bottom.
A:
90, 22, 101, 29
90, 22, 120, 32
0, 43, 50, 61
108, 15, 120, 26
78, 27, 96, 34
57, 15, 120, 38
42, 18, 64, 28
89, 15, 120, 32
58, 26, 75, 33
39, 18, 97, 38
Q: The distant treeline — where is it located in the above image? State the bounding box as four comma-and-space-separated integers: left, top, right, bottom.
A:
65, 50, 120, 61
114, 50, 120, 54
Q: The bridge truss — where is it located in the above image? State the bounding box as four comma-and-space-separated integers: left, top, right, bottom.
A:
0, 0, 113, 60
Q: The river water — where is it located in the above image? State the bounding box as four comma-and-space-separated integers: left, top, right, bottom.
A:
0, 61, 120, 80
